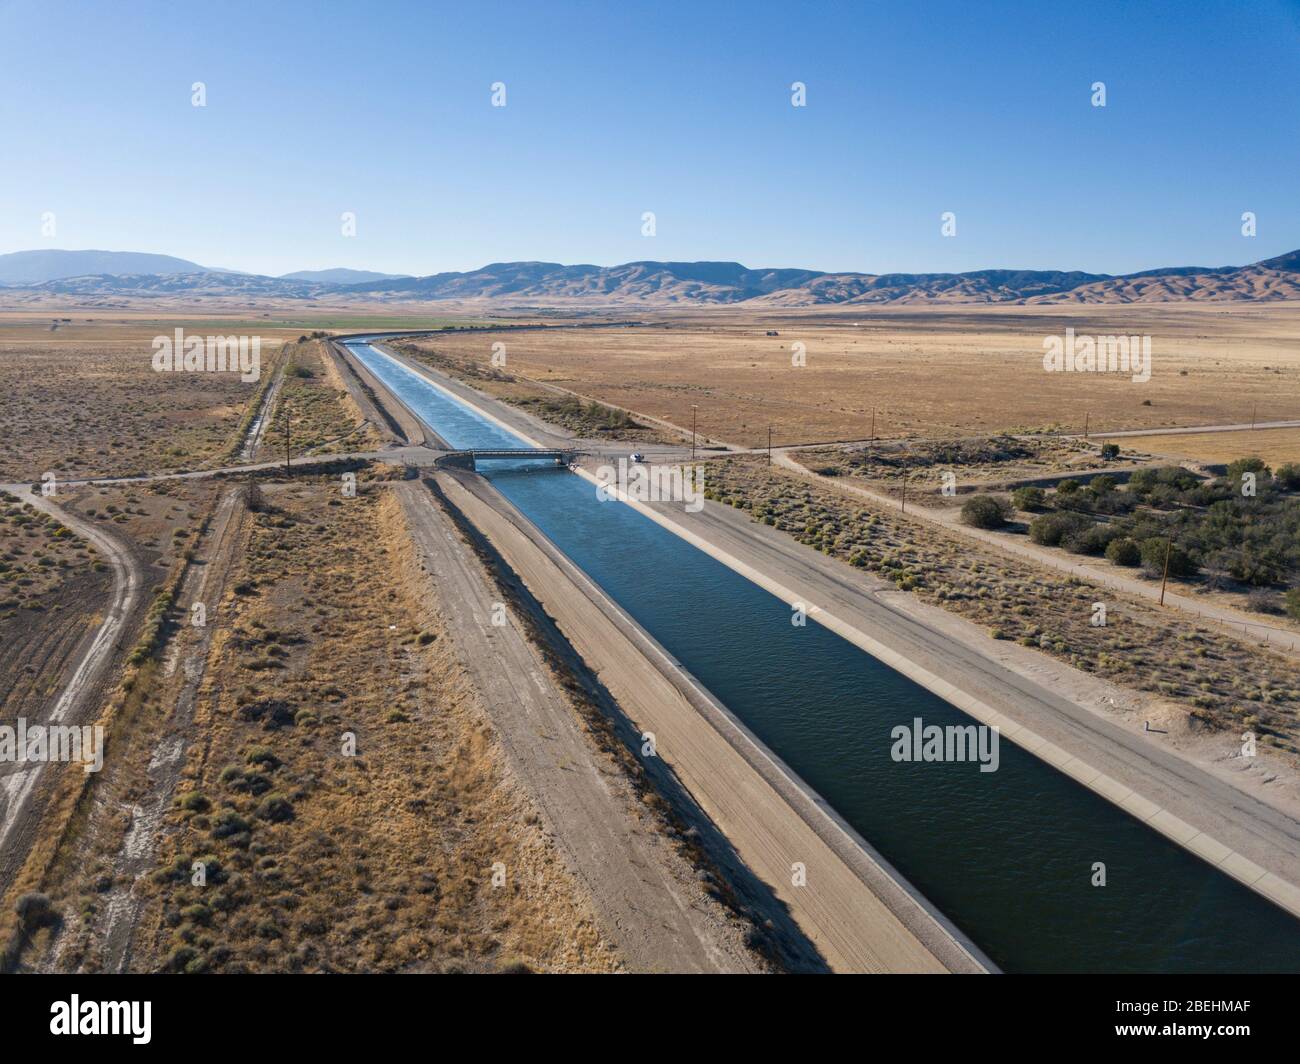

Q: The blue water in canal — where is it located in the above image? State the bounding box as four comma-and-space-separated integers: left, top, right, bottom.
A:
349, 340, 1300, 973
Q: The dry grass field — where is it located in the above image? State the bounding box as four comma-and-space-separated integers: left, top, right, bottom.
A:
1116, 427, 1300, 467
387, 339, 677, 444
0, 319, 301, 481
410, 304, 1300, 447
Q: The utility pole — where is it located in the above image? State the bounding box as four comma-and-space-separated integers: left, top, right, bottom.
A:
900, 460, 907, 514
1251, 401, 1257, 430
1083, 411, 1089, 440
870, 408, 876, 447
1159, 537, 1171, 606
691, 405, 698, 461
283, 401, 291, 474
767, 425, 772, 466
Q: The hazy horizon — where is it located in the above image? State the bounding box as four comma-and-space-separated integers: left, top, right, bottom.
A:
2, 243, 1297, 283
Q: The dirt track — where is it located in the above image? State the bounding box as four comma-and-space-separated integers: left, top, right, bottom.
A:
0, 490, 144, 899
96, 486, 248, 972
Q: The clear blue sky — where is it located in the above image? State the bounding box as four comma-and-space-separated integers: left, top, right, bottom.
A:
1, 0, 1296, 277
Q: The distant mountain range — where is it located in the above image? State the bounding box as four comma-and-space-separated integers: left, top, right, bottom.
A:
278, 268, 411, 284
2, 248, 1298, 306
0, 249, 217, 285
0, 251, 407, 289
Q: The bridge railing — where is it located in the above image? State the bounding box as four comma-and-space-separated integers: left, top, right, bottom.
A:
433, 448, 579, 471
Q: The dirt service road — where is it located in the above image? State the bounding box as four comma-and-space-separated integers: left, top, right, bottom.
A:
0, 490, 144, 898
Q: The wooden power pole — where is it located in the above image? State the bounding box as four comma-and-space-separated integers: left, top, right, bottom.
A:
1159, 537, 1172, 606
283, 401, 291, 474
767, 425, 772, 466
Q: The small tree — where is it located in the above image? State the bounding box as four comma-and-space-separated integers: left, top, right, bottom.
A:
1140, 537, 1197, 579
1100, 443, 1120, 460
1224, 456, 1270, 495
961, 494, 1011, 529
1105, 537, 1141, 566
1029, 511, 1093, 547
1055, 478, 1081, 495
1011, 486, 1045, 511
1275, 463, 1300, 491
1285, 587, 1300, 620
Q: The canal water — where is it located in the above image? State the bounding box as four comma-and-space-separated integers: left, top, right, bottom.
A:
347, 340, 1300, 973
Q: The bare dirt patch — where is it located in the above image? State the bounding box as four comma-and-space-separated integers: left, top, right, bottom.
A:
0, 320, 289, 481
0, 491, 108, 720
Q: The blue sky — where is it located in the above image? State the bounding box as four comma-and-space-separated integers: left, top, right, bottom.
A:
1, 0, 1296, 277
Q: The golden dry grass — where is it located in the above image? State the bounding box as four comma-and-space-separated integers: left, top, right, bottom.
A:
116, 480, 618, 973
413, 304, 1300, 447
1116, 427, 1300, 467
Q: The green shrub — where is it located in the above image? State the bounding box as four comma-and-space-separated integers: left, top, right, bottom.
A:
1063, 523, 1119, 556
1011, 486, 1045, 511
1105, 538, 1141, 566
1029, 511, 1093, 547
1139, 537, 1197, 578
1275, 464, 1300, 491
960, 494, 1011, 529
256, 794, 294, 823
212, 810, 251, 838
14, 892, 54, 931
177, 792, 210, 813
